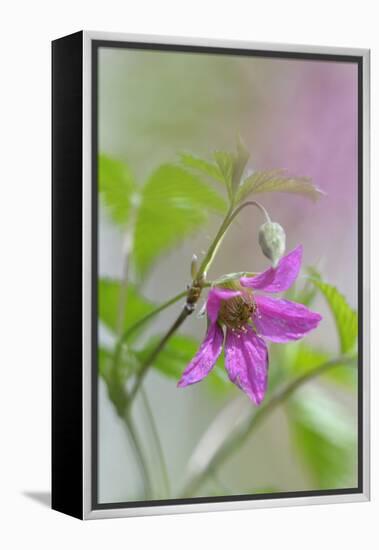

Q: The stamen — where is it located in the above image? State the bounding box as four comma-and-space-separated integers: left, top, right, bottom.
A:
218, 286, 256, 332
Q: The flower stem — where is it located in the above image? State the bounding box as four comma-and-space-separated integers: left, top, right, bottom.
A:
179, 354, 357, 497
127, 306, 191, 405
124, 202, 272, 408
194, 200, 269, 283
116, 290, 188, 354
123, 410, 153, 498
228, 200, 271, 225
124, 210, 246, 406
108, 228, 159, 498
194, 206, 234, 282
141, 387, 171, 498
116, 233, 132, 334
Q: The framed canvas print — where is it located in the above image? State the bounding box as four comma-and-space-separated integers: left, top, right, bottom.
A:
52, 31, 370, 520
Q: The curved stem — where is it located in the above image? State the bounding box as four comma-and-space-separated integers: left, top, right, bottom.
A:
116, 233, 132, 334
128, 306, 191, 406
117, 200, 271, 412
229, 200, 271, 225
141, 387, 171, 498
194, 206, 234, 282
107, 226, 153, 497
194, 200, 270, 281
179, 354, 356, 497
119, 290, 187, 347
123, 410, 153, 498
123, 200, 272, 409
113, 284, 212, 375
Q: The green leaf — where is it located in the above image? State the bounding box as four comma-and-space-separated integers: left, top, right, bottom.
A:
179, 153, 224, 183
98, 278, 155, 339
285, 267, 321, 307
289, 343, 357, 388
235, 169, 324, 204
213, 137, 250, 198
232, 135, 250, 188
213, 151, 234, 198
287, 387, 357, 489
139, 334, 199, 379
311, 279, 358, 354
141, 333, 233, 394
133, 164, 227, 276
98, 347, 113, 381
98, 154, 136, 225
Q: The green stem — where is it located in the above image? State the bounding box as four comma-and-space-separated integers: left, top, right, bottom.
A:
125, 207, 237, 403
117, 290, 187, 352
141, 387, 171, 498
113, 285, 212, 377
228, 200, 271, 225
179, 355, 356, 497
124, 201, 272, 408
195, 205, 234, 282
128, 306, 191, 405
108, 228, 154, 497
194, 200, 270, 282
123, 410, 153, 498
116, 235, 132, 334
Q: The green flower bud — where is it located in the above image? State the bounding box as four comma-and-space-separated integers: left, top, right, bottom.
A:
258, 221, 286, 267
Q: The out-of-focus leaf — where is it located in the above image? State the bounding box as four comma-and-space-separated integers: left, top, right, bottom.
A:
133, 164, 227, 276
286, 267, 321, 307
311, 279, 358, 354
232, 135, 250, 189
205, 351, 233, 395
213, 137, 250, 198
98, 154, 136, 225
235, 169, 324, 204
213, 151, 234, 197
139, 333, 237, 390
179, 153, 224, 183
139, 334, 199, 379
98, 347, 113, 381
289, 343, 357, 388
98, 278, 155, 339
287, 387, 357, 489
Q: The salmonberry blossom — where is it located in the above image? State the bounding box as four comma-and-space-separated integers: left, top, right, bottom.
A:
178, 246, 322, 405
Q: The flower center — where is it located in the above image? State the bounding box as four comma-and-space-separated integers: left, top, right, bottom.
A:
218, 283, 257, 332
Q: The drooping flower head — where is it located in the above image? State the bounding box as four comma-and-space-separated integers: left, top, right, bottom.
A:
178, 246, 322, 405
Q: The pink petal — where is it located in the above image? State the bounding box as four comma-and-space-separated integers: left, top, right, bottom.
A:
206, 287, 241, 323
254, 295, 322, 343
240, 245, 303, 293
224, 326, 268, 405
177, 323, 224, 387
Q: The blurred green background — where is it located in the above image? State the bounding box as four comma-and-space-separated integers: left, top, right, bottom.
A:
97, 46, 358, 503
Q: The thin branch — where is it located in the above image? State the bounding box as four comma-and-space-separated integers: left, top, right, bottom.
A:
107, 225, 155, 497
194, 205, 234, 282
179, 354, 357, 497
141, 387, 171, 498
194, 201, 270, 281
124, 200, 273, 408
120, 290, 188, 346
113, 284, 213, 376
123, 411, 152, 498
127, 306, 191, 405
229, 200, 271, 225
115, 233, 133, 334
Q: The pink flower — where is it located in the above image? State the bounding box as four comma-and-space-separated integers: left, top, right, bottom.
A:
178, 246, 322, 405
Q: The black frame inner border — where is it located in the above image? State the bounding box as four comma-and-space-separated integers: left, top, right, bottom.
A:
91, 39, 364, 511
